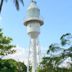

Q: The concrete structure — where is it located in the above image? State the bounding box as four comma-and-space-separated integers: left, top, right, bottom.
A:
24, 0, 44, 72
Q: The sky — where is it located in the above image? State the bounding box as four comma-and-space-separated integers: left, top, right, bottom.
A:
0, 0, 72, 63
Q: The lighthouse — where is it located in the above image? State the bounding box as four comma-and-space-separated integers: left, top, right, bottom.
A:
24, 0, 44, 72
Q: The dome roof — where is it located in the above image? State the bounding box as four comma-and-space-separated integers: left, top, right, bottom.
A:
24, 0, 44, 26
27, 1, 39, 10
27, 1, 40, 18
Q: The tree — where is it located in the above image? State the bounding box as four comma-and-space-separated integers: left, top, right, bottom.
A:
17, 61, 27, 72
0, 0, 24, 13
0, 28, 15, 58
38, 33, 72, 72
0, 59, 27, 72
0, 28, 27, 72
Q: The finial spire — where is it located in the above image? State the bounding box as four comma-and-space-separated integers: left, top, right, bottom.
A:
31, 0, 36, 2
32, 0, 34, 2
31, 0, 36, 4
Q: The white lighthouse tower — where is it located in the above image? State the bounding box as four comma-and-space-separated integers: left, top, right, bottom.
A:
24, 0, 44, 72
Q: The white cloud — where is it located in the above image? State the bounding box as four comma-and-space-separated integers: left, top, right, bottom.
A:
4, 45, 28, 65
4, 45, 47, 65
59, 57, 72, 69
3, 45, 72, 68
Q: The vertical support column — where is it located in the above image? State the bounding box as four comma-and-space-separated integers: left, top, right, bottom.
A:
37, 39, 41, 65
27, 41, 30, 72
27, 60, 29, 72
31, 38, 37, 72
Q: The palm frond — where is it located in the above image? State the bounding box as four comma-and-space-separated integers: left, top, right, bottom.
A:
0, 0, 24, 13
60, 33, 72, 46
0, 0, 3, 13
14, 0, 24, 11
20, 0, 24, 6
14, 0, 19, 10
0, 0, 8, 13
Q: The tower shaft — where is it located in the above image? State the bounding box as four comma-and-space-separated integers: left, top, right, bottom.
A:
24, 1, 44, 72
31, 39, 37, 72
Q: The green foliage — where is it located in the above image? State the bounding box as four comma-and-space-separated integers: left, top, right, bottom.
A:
0, 59, 27, 72
60, 33, 72, 46
47, 43, 61, 54
0, 28, 15, 57
38, 33, 72, 72
0, 28, 27, 72
17, 61, 27, 72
